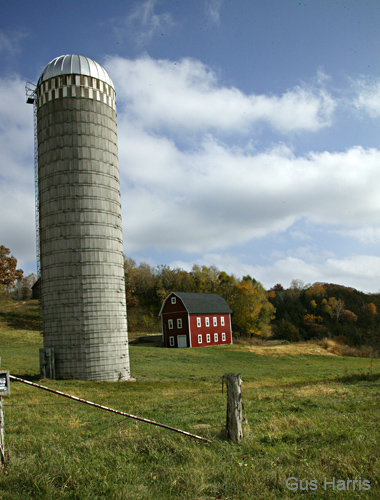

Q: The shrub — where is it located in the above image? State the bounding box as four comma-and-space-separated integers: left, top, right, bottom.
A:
318, 337, 379, 358
272, 319, 301, 342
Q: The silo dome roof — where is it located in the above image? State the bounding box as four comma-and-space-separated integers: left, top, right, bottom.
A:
37, 55, 114, 89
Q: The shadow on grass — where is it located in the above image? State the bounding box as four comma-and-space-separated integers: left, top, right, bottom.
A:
0, 301, 41, 331
130, 342, 164, 348
129, 335, 163, 348
0, 313, 41, 331
10, 373, 41, 382
335, 372, 380, 384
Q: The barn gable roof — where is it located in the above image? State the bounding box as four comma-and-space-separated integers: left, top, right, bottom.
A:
159, 292, 232, 316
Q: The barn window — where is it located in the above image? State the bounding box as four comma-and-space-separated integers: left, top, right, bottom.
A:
198, 334, 202, 344
171, 296, 176, 304
169, 336, 175, 346
197, 317, 201, 327
205, 317, 210, 327
221, 316, 225, 326
168, 319, 173, 329
206, 334, 210, 343
222, 332, 226, 341
177, 318, 182, 329
213, 317, 217, 326
214, 333, 218, 342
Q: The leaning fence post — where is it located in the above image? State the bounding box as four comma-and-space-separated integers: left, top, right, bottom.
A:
223, 373, 243, 442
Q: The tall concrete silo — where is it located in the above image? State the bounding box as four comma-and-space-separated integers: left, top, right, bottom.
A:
35, 55, 130, 381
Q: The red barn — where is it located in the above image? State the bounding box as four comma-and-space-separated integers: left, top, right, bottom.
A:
159, 292, 233, 348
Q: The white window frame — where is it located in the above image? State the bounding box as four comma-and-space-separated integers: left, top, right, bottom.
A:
213, 317, 217, 327
171, 296, 176, 304
205, 317, 210, 327
168, 319, 173, 329
169, 336, 175, 346
206, 334, 211, 343
214, 333, 218, 342
221, 316, 225, 326
222, 332, 226, 341
197, 317, 201, 327
198, 334, 202, 344
177, 318, 182, 329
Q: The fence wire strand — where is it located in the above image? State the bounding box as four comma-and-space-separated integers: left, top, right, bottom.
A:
5, 373, 379, 454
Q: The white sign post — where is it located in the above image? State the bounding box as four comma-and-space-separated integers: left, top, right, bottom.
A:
0, 371, 10, 466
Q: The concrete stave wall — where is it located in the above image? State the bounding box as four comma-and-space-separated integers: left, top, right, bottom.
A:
37, 74, 130, 381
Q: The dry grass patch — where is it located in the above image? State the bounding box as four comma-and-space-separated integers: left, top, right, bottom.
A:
318, 338, 379, 358
296, 386, 350, 398
66, 417, 82, 429
240, 342, 337, 357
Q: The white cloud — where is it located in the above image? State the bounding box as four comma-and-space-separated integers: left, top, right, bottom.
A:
0, 76, 34, 186
0, 76, 36, 271
117, 104, 380, 254
339, 227, 380, 244
258, 255, 380, 293
0, 29, 27, 56
353, 79, 380, 118
107, 56, 336, 134
206, 0, 223, 26
0, 184, 36, 268
170, 253, 380, 294
124, 0, 176, 45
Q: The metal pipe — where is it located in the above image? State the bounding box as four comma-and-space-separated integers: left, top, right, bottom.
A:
10, 376, 210, 443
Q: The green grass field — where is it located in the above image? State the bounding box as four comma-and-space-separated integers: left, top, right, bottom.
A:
1, 301, 380, 499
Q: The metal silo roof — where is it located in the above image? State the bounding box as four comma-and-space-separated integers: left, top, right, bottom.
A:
37, 55, 114, 89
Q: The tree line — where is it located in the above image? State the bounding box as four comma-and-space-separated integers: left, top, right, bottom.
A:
124, 262, 380, 347
2, 244, 380, 348
124, 258, 275, 336
268, 280, 380, 349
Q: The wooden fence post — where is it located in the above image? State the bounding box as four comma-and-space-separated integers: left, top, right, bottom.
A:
223, 373, 243, 442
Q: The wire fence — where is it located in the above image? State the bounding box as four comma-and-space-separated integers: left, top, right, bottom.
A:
2, 376, 227, 452
2, 375, 380, 455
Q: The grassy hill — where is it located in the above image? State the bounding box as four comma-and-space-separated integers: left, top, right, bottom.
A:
1, 301, 380, 499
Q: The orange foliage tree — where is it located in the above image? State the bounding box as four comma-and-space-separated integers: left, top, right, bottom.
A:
0, 245, 23, 289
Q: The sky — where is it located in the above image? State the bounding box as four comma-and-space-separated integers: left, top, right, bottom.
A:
1, 0, 380, 293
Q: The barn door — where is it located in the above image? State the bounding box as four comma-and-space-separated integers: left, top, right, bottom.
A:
177, 335, 188, 348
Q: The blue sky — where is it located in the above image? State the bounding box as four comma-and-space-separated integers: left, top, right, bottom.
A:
2, 0, 380, 292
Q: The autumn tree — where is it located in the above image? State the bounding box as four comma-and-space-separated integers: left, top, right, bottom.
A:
310, 299, 317, 310
342, 309, 358, 323
323, 297, 345, 323
304, 313, 326, 336
190, 264, 219, 294
124, 257, 139, 307
305, 283, 326, 298
156, 265, 193, 304
0, 245, 23, 290
367, 303, 377, 316
322, 296, 358, 325
216, 271, 237, 304
134, 262, 157, 305
228, 276, 275, 337
287, 279, 309, 299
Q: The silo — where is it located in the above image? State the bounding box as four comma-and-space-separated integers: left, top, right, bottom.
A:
35, 55, 130, 381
